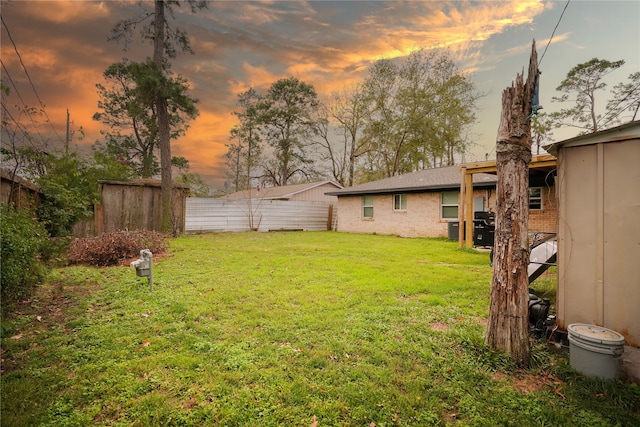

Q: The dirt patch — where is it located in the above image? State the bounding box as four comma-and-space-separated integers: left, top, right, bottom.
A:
492, 370, 565, 397
430, 322, 449, 332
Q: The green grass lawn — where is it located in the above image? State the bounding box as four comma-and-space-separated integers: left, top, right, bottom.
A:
2, 232, 639, 426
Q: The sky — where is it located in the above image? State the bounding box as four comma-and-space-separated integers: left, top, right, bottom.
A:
2, 0, 639, 191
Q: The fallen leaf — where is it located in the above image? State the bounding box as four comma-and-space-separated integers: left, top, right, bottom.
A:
310, 415, 318, 427
137, 339, 151, 350
293, 348, 305, 353
36, 316, 42, 322
369, 423, 376, 427
10, 334, 23, 340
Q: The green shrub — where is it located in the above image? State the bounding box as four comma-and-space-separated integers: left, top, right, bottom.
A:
0, 204, 49, 303
67, 230, 167, 266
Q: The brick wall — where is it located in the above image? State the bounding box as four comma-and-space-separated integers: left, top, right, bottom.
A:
336, 189, 492, 238
336, 185, 557, 238
528, 184, 558, 233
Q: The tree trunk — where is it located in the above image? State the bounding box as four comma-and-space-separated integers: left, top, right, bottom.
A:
486, 41, 539, 367
154, 0, 173, 234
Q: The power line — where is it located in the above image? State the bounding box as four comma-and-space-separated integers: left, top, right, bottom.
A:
1, 15, 65, 144
538, 0, 570, 66
1, 59, 49, 146
1, 102, 39, 148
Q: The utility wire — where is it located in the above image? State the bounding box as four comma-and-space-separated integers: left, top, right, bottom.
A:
1, 15, 64, 144
538, 0, 570, 66
1, 102, 38, 148
1, 59, 49, 146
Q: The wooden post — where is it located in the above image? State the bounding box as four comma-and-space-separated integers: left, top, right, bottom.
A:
327, 204, 334, 231
458, 167, 466, 248
486, 41, 539, 367
464, 172, 474, 248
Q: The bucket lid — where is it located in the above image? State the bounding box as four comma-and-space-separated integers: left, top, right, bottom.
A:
568, 323, 625, 345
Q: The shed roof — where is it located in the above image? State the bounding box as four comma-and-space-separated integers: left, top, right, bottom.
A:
0, 168, 40, 192
223, 180, 342, 200
544, 120, 640, 156
326, 165, 497, 196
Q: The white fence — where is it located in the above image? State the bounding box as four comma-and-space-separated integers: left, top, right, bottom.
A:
185, 198, 336, 233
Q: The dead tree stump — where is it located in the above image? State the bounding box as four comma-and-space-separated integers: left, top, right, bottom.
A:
486, 41, 539, 367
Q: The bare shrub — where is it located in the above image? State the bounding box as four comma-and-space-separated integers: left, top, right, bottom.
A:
67, 230, 167, 266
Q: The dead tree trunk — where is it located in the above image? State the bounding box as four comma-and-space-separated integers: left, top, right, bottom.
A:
486, 41, 539, 367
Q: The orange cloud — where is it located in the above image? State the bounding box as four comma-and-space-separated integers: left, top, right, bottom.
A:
17, 0, 113, 23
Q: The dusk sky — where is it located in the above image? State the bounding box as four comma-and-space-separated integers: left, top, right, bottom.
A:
2, 1, 639, 190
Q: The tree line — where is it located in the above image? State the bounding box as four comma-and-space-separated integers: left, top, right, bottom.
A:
225, 53, 640, 193
224, 49, 480, 191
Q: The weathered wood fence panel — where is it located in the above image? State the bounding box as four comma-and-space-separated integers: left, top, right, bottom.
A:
73, 180, 189, 237
185, 198, 336, 233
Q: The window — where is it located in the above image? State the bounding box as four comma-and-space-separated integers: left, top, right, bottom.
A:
363, 195, 374, 218
529, 187, 542, 210
441, 191, 459, 219
393, 194, 407, 211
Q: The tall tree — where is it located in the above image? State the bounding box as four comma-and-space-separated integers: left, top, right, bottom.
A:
530, 112, 554, 155
259, 77, 320, 186
93, 59, 199, 178
551, 58, 625, 133
486, 41, 539, 367
110, 0, 207, 234
606, 71, 640, 125
361, 49, 478, 179
225, 88, 264, 192
313, 85, 372, 187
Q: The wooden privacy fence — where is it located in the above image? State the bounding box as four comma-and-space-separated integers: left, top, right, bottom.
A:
73, 180, 189, 237
185, 198, 337, 233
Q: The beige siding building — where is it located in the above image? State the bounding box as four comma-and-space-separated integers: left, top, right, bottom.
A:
545, 121, 640, 348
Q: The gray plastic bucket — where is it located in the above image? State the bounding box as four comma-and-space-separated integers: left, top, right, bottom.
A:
568, 323, 625, 380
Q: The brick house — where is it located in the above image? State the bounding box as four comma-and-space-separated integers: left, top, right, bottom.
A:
326, 162, 557, 240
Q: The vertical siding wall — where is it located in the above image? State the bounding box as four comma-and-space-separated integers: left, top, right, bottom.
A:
556, 138, 640, 345
185, 198, 335, 232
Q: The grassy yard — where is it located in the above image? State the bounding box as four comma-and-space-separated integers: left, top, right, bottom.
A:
2, 232, 639, 426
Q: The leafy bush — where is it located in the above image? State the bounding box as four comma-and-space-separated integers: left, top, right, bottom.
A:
0, 204, 49, 303
67, 230, 167, 266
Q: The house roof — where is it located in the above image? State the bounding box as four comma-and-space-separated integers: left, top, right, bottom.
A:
544, 120, 640, 156
326, 165, 497, 196
223, 180, 343, 200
